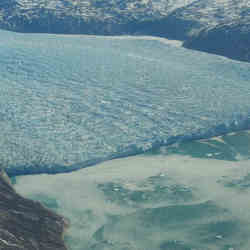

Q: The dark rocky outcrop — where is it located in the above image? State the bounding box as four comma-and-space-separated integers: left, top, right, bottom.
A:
180, 0, 250, 62
0, 169, 68, 250
184, 20, 250, 63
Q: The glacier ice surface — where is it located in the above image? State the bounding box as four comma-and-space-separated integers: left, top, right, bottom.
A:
0, 29, 250, 174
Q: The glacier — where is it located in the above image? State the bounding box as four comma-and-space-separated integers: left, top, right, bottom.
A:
1, 29, 250, 175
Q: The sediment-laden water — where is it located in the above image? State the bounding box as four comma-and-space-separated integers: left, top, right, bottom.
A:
15, 131, 250, 250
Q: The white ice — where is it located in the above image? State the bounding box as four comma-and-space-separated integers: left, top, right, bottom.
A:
0, 29, 250, 174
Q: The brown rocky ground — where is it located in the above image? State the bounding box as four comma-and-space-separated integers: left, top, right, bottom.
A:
0, 169, 68, 250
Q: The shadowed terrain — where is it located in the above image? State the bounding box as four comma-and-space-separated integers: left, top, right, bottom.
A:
0, 169, 68, 250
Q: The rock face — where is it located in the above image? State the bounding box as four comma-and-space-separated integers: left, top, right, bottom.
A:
0, 0, 249, 62
0, 170, 68, 250
184, 20, 250, 63
178, 0, 250, 62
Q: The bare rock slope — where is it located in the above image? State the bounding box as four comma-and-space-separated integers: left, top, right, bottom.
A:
179, 0, 250, 62
0, 170, 68, 250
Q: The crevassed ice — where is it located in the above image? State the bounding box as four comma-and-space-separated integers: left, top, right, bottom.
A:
0, 30, 250, 174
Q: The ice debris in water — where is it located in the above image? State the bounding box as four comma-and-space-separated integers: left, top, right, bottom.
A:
0, 29, 250, 174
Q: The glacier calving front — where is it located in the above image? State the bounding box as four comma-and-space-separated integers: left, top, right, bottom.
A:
1, 30, 250, 174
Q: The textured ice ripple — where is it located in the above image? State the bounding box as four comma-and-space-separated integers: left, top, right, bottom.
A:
1, 30, 250, 175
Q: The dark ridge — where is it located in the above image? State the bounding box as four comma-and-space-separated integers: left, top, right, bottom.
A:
183, 22, 250, 63
0, 169, 69, 250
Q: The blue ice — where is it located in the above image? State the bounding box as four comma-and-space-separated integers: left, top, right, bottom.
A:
0, 30, 250, 175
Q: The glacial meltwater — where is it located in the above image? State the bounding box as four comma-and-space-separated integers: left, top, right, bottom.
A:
15, 131, 250, 250
1, 29, 250, 250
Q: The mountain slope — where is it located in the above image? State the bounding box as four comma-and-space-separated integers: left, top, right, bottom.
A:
0, 0, 195, 34
0, 0, 249, 62
0, 170, 68, 250
174, 0, 250, 62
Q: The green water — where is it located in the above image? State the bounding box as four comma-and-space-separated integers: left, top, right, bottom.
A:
15, 131, 250, 250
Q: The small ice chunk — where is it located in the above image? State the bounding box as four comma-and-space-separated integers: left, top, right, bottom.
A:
215, 235, 223, 239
